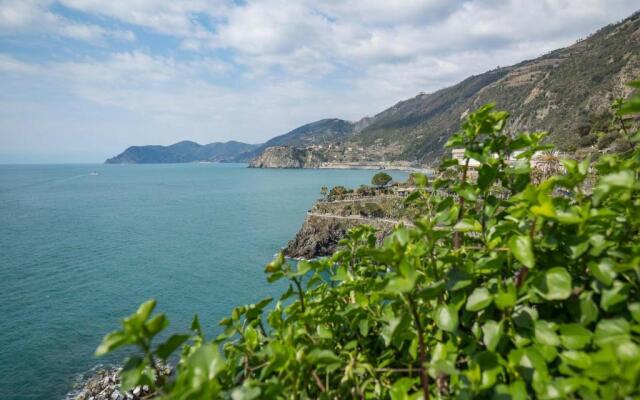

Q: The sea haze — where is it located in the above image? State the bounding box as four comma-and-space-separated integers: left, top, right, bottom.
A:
0, 163, 406, 400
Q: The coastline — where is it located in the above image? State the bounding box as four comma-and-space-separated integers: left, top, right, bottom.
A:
317, 162, 434, 174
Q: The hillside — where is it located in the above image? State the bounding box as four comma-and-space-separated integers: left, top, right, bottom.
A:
233, 118, 354, 162
250, 11, 640, 167
353, 12, 640, 162
105, 140, 259, 164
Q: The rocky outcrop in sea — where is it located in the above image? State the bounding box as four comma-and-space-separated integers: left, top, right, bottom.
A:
248, 146, 324, 168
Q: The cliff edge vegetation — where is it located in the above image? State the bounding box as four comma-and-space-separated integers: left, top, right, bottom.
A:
285, 182, 417, 259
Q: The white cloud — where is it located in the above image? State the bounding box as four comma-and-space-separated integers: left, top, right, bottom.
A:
0, 0, 135, 42
58, 0, 228, 49
211, 0, 639, 79
0, 54, 41, 74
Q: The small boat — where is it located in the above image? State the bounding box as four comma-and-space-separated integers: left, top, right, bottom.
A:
89, 172, 99, 176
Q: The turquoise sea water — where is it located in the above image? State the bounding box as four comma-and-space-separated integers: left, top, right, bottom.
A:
0, 163, 406, 400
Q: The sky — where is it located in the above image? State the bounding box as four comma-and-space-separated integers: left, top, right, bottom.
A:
0, 1, 638, 163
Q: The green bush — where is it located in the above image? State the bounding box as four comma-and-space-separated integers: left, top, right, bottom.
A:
597, 131, 619, 149
97, 84, 640, 399
372, 172, 393, 188
328, 185, 349, 200
577, 133, 597, 147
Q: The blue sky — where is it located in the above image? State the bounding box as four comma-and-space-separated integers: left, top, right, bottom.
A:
0, 0, 638, 163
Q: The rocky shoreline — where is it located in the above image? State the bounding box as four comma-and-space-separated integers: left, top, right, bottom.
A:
66, 363, 170, 400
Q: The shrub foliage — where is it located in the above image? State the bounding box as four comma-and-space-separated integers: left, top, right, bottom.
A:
97, 83, 640, 399
372, 172, 393, 188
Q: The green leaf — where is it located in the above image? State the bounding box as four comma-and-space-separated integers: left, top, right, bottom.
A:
456, 183, 477, 201
381, 310, 403, 347
600, 170, 634, 189
474, 351, 502, 390
466, 288, 493, 312
513, 306, 538, 329
534, 267, 572, 300
511, 347, 548, 382
317, 325, 333, 340
615, 340, 639, 363
136, 299, 157, 322
435, 304, 459, 332
482, 320, 503, 351
628, 303, 640, 323
296, 260, 312, 275
560, 351, 591, 369
594, 319, 629, 346
119, 356, 154, 391
156, 334, 191, 359
589, 258, 617, 286
446, 269, 472, 291
386, 275, 415, 294
145, 314, 168, 337
535, 321, 560, 347
390, 377, 417, 400
600, 280, 629, 311
231, 384, 262, 400
95, 331, 132, 357
306, 349, 341, 365
508, 235, 535, 268
477, 165, 498, 191
579, 294, 599, 326
531, 197, 556, 218
358, 319, 369, 337
494, 282, 517, 310
191, 315, 203, 337
410, 173, 428, 186
495, 380, 527, 400
453, 218, 482, 232
559, 324, 592, 350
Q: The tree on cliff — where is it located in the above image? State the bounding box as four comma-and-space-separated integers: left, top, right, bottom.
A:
371, 171, 392, 188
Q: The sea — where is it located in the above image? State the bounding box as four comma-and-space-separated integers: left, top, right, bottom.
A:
0, 163, 407, 400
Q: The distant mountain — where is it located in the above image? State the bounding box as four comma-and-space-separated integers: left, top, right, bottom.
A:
233, 119, 354, 162
105, 140, 259, 164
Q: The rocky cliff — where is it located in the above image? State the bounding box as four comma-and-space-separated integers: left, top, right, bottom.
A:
285, 213, 397, 259
284, 194, 412, 258
248, 146, 326, 168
